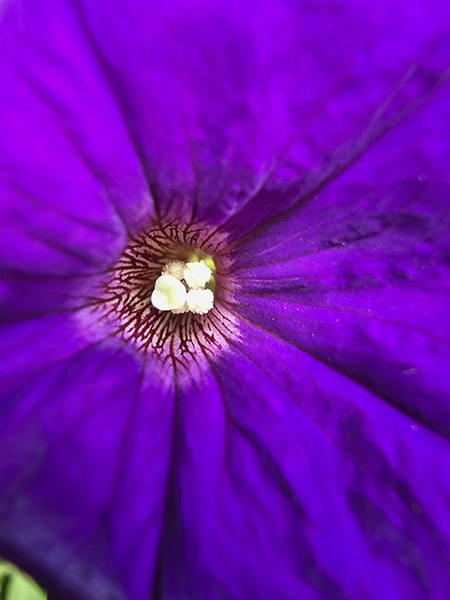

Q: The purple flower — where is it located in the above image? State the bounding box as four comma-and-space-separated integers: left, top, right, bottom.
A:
1, 0, 450, 599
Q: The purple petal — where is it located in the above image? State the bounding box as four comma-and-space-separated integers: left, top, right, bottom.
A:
75, 0, 449, 229
223, 33, 450, 239
0, 336, 173, 599
209, 327, 450, 599
231, 78, 450, 441
0, 0, 155, 275
4, 0, 445, 228
1, 0, 450, 599
150, 329, 450, 599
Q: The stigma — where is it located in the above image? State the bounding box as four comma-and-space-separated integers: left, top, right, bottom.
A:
151, 259, 214, 314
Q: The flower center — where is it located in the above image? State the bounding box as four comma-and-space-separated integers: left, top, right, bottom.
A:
91, 221, 238, 379
151, 258, 215, 314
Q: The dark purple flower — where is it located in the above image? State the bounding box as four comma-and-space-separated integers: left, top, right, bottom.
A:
1, 1, 450, 599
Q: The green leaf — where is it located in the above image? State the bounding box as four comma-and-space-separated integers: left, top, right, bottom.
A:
0, 562, 47, 600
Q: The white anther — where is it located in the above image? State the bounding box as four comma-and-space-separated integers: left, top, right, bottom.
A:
151, 274, 187, 311
172, 302, 189, 314
183, 261, 212, 289
162, 260, 185, 280
186, 288, 214, 314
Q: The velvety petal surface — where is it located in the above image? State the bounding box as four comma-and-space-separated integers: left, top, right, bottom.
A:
155, 8, 450, 597
231, 77, 450, 441
196, 327, 450, 600
1, 0, 450, 599
0, 336, 173, 600
147, 312, 450, 599
8, 0, 446, 228
0, 0, 156, 273
206, 60, 450, 597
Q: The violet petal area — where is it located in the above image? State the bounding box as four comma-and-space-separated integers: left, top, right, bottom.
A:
1, 1, 450, 599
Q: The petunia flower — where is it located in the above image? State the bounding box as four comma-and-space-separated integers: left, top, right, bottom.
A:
1, 0, 450, 599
